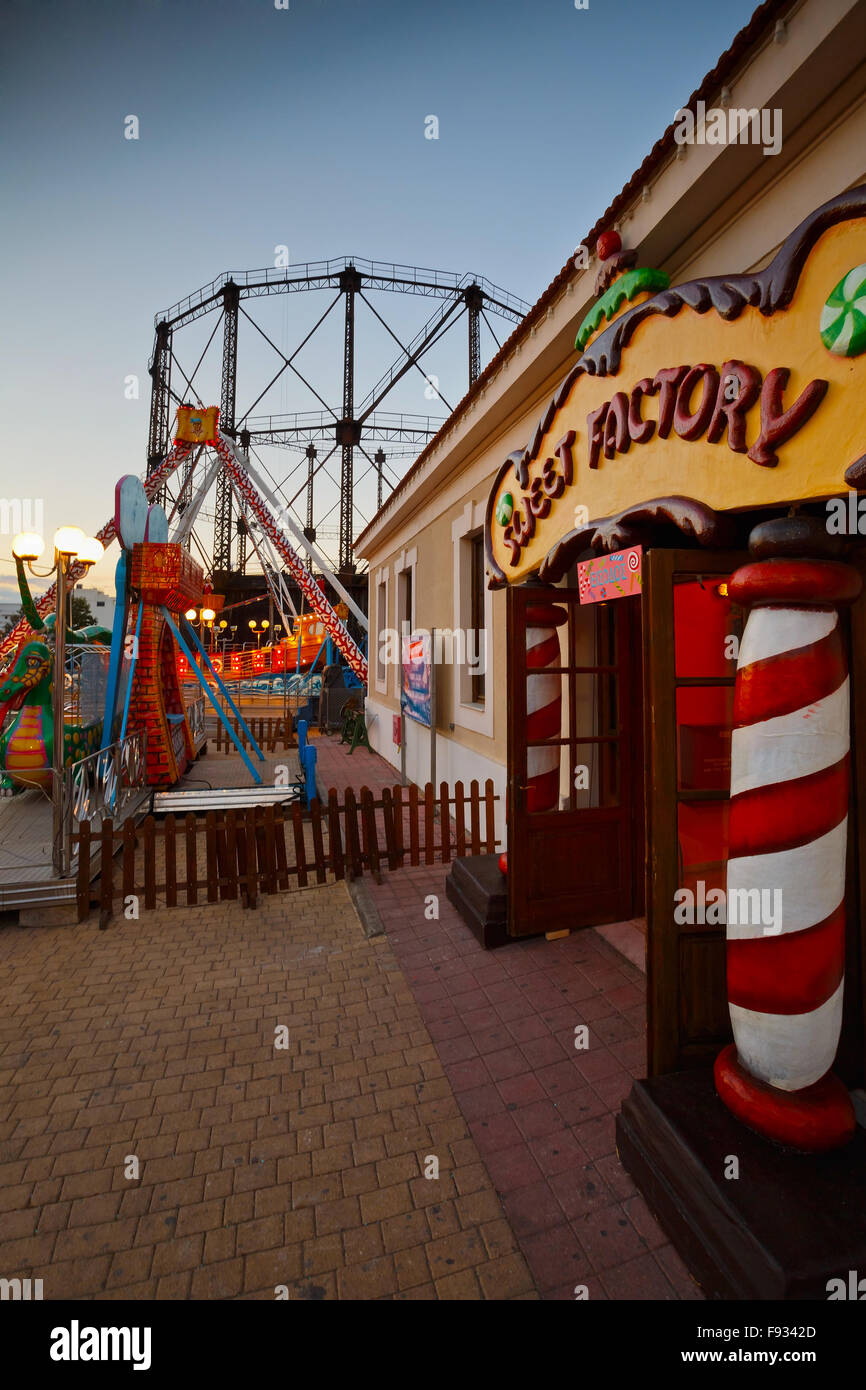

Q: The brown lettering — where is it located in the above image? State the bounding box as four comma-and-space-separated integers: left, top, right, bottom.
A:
706, 360, 762, 452
541, 455, 564, 500
510, 495, 536, 546
674, 364, 719, 441
603, 392, 630, 458
747, 368, 828, 468
528, 475, 551, 519
503, 524, 521, 566
628, 377, 657, 445
653, 365, 689, 438
587, 403, 609, 469
554, 429, 576, 485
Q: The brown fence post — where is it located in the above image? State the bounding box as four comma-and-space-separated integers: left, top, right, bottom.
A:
185, 812, 198, 905
310, 798, 327, 883
455, 780, 466, 857
408, 784, 420, 867
469, 780, 481, 855
424, 783, 435, 865
344, 788, 363, 879
273, 804, 289, 891
244, 807, 258, 908
224, 809, 239, 901
381, 788, 398, 872
360, 788, 381, 884
143, 816, 157, 910
99, 819, 114, 927
439, 781, 451, 864
328, 789, 344, 880
291, 802, 308, 888
122, 818, 136, 906
265, 806, 280, 894
484, 779, 497, 854
76, 822, 91, 921
165, 814, 177, 908
205, 811, 219, 903
392, 785, 405, 867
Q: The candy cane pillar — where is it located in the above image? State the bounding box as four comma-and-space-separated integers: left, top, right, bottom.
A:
714, 530, 861, 1152
525, 604, 567, 813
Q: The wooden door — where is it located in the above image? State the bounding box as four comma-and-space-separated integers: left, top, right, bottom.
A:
506, 584, 643, 939
644, 548, 748, 1076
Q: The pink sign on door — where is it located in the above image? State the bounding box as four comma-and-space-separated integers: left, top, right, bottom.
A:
577, 545, 642, 604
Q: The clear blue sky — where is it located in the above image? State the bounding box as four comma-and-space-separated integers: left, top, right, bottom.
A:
0, 0, 759, 600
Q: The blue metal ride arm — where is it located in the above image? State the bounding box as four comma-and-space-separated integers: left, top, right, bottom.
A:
100, 551, 130, 752
161, 608, 262, 785
180, 617, 264, 762
119, 598, 144, 744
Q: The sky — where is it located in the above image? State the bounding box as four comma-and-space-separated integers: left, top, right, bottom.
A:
0, 0, 759, 605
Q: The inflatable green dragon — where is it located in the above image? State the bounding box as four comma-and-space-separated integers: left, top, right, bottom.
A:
0, 558, 112, 792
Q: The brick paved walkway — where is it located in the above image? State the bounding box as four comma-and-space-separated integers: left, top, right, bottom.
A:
0, 884, 535, 1300
367, 866, 703, 1301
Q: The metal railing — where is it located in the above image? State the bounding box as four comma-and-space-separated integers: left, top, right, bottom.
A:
65, 730, 148, 840
154, 258, 531, 335
187, 695, 206, 747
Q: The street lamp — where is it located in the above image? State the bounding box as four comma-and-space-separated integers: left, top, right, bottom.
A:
12, 526, 104, 876
249, 619, 265, 649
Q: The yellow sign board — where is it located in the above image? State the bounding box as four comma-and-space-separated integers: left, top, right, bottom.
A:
176, 405, 220, 445
486, 190, 866, 585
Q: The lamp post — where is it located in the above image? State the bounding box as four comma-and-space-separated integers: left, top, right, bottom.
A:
12, 526, 104, 877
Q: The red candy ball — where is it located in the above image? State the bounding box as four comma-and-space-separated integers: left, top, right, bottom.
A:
498, 853, 508, 876
596, 229, 622, 261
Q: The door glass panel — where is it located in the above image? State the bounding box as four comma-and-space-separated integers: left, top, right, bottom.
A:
677, 800, 730, 899
573, 671, 619, 738
674, 576, 742, 678
676, 686, 734, 791
570, 740, 620, 810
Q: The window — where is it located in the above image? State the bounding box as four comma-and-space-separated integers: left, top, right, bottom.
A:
452, 500, 493, 737
376, 580, 387, 689
393, 548, 417, 698
469, 532, 485, 705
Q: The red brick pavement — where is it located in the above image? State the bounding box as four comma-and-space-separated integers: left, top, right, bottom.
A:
367, 864, 704, 1301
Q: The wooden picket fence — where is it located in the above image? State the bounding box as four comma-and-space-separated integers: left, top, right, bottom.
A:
75, 778, 499, 924
213, 716, 295, 752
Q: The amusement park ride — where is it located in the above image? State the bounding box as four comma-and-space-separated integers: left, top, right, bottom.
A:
0, 254, 528, 919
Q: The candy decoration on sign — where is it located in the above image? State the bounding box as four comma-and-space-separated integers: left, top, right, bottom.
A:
496, 493, 514, 527
820, 263, 866, 358
714, 554, 862, 1151
524, 603, 567, 814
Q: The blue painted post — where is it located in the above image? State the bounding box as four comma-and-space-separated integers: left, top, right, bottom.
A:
305, 745, 317, 807
298, 719, 307, 757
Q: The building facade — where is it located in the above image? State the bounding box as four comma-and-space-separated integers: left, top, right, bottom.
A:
356, 0, 866, 1295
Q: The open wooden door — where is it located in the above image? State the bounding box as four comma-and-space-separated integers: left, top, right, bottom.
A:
506, 583, 643, 939
643, 547, 748, 1076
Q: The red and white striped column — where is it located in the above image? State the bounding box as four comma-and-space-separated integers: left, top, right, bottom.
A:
715, 542, 861, 1152
525, 603, 567, 813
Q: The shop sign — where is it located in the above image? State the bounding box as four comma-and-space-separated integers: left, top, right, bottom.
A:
485, 194, 866, 586
578, 545, 642, 604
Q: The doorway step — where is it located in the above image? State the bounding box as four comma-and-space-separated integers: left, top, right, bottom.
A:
444, 853, 509, 949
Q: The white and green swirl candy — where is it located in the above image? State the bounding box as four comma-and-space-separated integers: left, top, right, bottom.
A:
820, 264, 866, 358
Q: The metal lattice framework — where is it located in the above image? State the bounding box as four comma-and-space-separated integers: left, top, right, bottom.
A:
146, 257, 529, 576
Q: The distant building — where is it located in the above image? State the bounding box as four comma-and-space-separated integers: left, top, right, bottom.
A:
75, 586, 115, 632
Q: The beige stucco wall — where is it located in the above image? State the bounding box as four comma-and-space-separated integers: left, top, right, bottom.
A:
358, 0, 866, 797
